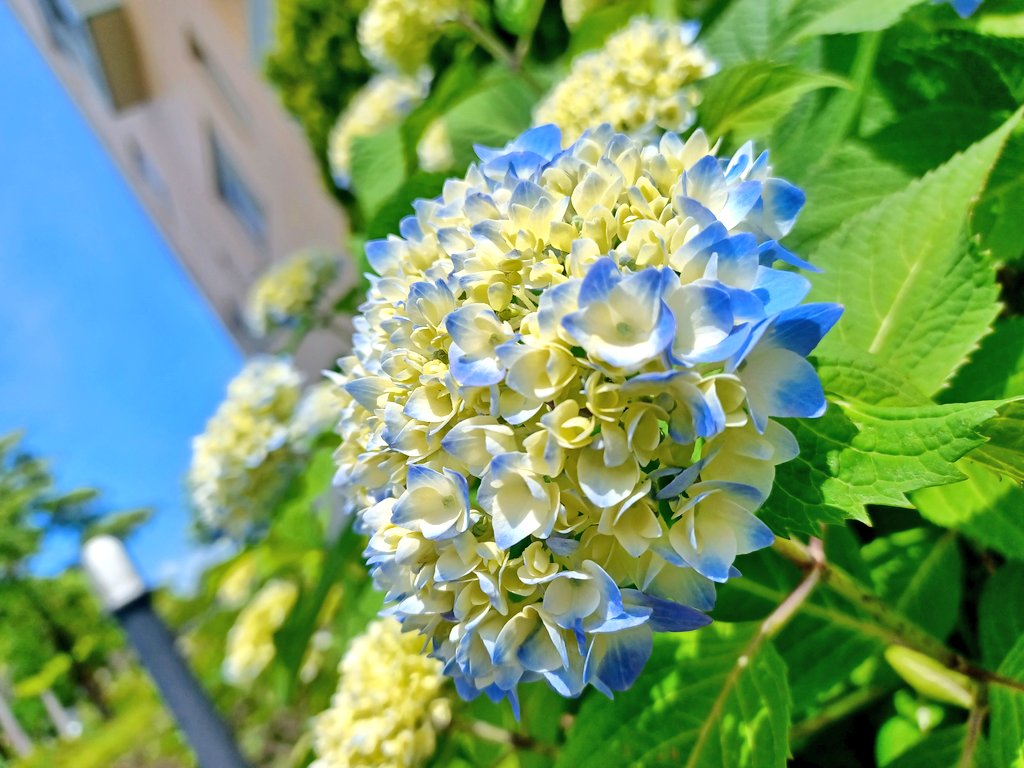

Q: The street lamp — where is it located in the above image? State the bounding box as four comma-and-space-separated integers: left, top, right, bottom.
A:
82, 536, 250, 768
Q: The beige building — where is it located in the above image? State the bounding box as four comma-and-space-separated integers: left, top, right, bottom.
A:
7, 0, 349, 370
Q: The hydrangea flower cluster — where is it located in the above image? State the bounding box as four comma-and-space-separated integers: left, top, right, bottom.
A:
417, 119, 455, 173
333, 124, 841, 709
357, 0, 464, 75
311, 619, 450, 768
189, 358, 339, 538
245, 249, 340, 337
534, 18, 716, 146
223, 579, 297, 685
328, 74, 428, 189
189, 358, 303, 537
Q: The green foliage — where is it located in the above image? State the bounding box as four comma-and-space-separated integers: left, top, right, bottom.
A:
557, 623, 790, 768
760, 399, 998, 535
989, 636, 1024, 768
809, 110, 1020, 394
264, 0, 373, 193
979, 564, 1024, 668
697, 62, 847, 141
781, 0, 928, 42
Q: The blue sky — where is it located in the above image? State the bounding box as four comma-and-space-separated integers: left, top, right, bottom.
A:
0, 5, 243, 587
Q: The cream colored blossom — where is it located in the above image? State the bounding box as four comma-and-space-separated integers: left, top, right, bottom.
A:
310, 619, 450, 768
416, 119, 454, 172
358, 0, 464, 74
188, 358, 303, 537
223, 580, 297, 685
534, 17, 716, 144
328, 74, 428, 188
246, 249, 339, 337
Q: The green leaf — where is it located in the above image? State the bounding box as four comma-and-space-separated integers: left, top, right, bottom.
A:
815, 342, 930, 406
971, 401, 1024, 483
761, 400, 998, 536
989, 636, 1024, 768
979, 564, 1024, 668
567, 1, 648, 55
782, 0, 927, 42
700, 0, 791, 67
715, 536, 884, 716
365, 171, 449, 240
809, 110, 1022, 394
273, 519, 365, 699
943, 317, 1024, 402
442, 71, 537, 169
556, 623, 790, 768
863, 528, 963, 641
349, 123, 407, 221
883, 646, 975, 709
698, 62, 847, 142
913, 459, 1024, 561
882, 726, 975, 768
494, 0, 545, 36
784, 143, 912, 255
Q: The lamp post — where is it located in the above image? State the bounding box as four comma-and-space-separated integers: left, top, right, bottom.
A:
82, 536, 250, 768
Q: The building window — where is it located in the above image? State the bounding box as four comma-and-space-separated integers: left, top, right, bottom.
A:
187, 32, 251, 127
209, 130, 267, 247
36, 0, 148, 111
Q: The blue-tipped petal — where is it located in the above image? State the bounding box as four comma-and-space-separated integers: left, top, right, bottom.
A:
621, 590, 712, 632
584, 626, 653, 697
751, 267, 811, 315
763, 302, 844, 356
577, 257, 620, 305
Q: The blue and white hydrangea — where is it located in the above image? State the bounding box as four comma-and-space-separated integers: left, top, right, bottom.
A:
332, 124, 841, 712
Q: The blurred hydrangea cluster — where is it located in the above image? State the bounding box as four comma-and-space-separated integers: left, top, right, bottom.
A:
358, 0, 464, 75
328, 74, 428, 188
189, 358, 338, 538
417, 119, 455, 173
311, 618, 450, 768
333, 123, 840, 708
246, 249, 340, 337
223, 579, 298, 685
534, 18, 716, 146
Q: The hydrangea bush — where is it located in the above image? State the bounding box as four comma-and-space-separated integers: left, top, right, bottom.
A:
332, 122, 841, 707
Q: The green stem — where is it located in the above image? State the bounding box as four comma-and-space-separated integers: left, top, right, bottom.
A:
452, 719, 557, 758
772, 537, 1024, 696
457, 14, 543, 94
